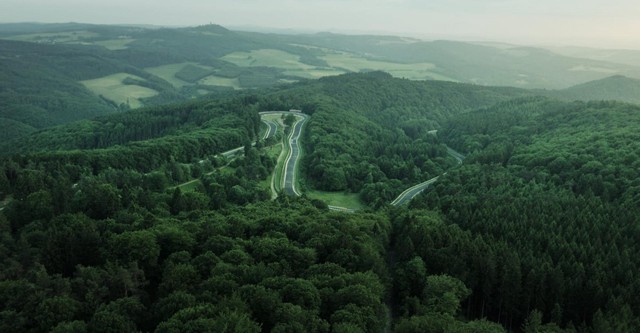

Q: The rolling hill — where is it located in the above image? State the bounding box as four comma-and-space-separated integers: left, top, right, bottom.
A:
2, 71, 640, 332
2, 22, 640, 143
558, 75, 640, 104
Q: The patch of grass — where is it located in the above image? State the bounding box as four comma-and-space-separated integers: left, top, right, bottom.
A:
178, 179, 202, 192
264, 143, 283, 159
93, 38, 135, 50
306, 190, 365, 210
199, 75, 241, 89
145, 62, 195, 88
6, 30, 99, 43
175, 64, 216, 83
81, 73, 158, 108
321, 52, 450, 80
219, 48, 449, 81
284, 68, 345, 79
222, 49, 313, 70
272, 142, 288, 194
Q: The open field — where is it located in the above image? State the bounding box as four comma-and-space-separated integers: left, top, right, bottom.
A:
284, 68, 345, 79
81, 73, 158, 108
320, 52, 451, 80
221, 49, 344, 78
93, 38, 135, 50
199, 75, 241, 89
147, 63, 242, 89
5, 30, 99, 43
145, 62, 194, 88
222, 49, 312, 69
306, 190, 366, 210
221, 48, 451, 81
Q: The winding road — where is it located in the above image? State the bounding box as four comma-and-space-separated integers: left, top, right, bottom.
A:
258, 111, 309, 197
259, 110, 465, 207
262, 119, 278, 141
220, 111, 463, 208
390, 147, 465, 206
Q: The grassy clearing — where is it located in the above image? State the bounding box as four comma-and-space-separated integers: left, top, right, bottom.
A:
260, 144, 283, 196
199, 75, 241, 89
284, 68, 345, 79
306, 190, 366, 210
265, 143, 283, 159
93, 39, 135, 50
320, 52, 449, 80
222, 49, 313, 70
81, 73, 158, 109
6, 30, 99, 43
178, 179, 202, 192
145, 62, 195, 88
147, 63, 240, 89
261, 114, 286, 124
272, 142, 288, 194
220, 48, 449, 81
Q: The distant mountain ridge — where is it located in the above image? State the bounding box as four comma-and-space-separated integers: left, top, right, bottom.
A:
2, 22, 640, 142
559, 75, 640, 104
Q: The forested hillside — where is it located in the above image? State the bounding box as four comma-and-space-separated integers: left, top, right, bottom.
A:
270, 72, 531, 206
556, 75, 640, 104
3, 22, 640, 143
0, 40, 116, 141
411, 97, 640, 331
1, 72, 640, 332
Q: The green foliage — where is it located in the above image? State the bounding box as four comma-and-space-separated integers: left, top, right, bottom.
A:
174, 64, 216, 83
1, 71, 639, 333
409, 97, 640, 331
275, 72, 528, 202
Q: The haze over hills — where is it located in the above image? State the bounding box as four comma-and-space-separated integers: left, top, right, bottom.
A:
3, 7, 640, 330
558, 75, 640, 105
2, 22, 640, 143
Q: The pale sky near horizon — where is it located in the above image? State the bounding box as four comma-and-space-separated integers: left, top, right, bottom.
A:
1, 0, 639, 49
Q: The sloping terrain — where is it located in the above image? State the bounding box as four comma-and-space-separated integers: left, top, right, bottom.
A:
2, 22, 640, 143
558, 75, 640, 104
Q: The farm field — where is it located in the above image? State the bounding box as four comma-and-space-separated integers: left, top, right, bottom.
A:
5, 30, 99, 43
145, 62, 198, 88
93, 38, 135, 50
81, 73, 158, 108
221, 48, 451, 81
284, 68, 345, 79
198, 75, 241, 89
221, 49, 312, 69
321, 52, 452, 80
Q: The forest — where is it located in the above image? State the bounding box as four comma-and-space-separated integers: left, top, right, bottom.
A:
1, 72, 640, 332
4, 21, 640, 145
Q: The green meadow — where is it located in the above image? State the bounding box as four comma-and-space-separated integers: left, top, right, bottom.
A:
81, 73, 158, 108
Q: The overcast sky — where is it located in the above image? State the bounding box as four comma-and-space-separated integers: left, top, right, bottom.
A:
1, 0, 639, 49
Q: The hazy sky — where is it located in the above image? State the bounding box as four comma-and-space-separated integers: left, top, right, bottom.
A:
1, 0, 639, 48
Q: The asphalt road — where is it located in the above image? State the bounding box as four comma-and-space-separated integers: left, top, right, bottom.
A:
262, 120, 278, 140
282, 113, 308, 196
391, 146, 465, 206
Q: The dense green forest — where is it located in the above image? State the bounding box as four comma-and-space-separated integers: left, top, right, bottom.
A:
272, 72, 530, 206
1, 72, 640, 332
411, 97, 640, 331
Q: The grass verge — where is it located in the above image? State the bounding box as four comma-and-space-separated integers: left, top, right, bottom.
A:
306, 190, 366, 210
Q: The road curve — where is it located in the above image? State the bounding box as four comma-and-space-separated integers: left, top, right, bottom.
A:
282, 113, 309, 196
258, 111, 309, 197
262, 120, 278, 140
390, 146, 465, 206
